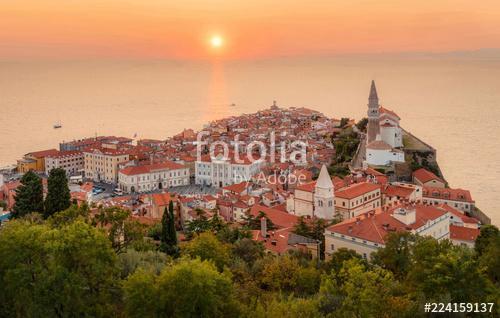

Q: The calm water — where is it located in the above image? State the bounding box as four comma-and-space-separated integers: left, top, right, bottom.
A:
1, 57, 499, 224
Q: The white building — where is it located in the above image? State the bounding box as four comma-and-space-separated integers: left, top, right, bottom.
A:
45, 151, 84, 176
118, 161, 189, 193
364, 81, 405, 166
286, 165, 336, 220
334, 181, 382, 220
379, 107, 403, 148
83, 147, 130, 184
195, 153, 263, 188
366, 137, 405, 166
422, 186, 475, 214
324, 204, 451, 260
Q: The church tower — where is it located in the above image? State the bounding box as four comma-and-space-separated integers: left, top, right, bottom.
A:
314, 165, 335, 219
366, 80, 380, 144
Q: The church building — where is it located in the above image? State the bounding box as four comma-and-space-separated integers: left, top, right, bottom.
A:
286, 164, 336, 220
365, 81, 405, 166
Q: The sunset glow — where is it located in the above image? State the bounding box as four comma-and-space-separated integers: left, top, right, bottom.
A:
1, 1, 500, 59
210, 36, 223, 48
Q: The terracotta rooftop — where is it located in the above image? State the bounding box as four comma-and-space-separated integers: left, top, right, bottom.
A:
249, 204, 299, 229
413, 168, 444, 184
366, 140, 393, 150
450, 225, 480, 242
27, 149, 60, 158
423, 186, 474, 203
327, 204, 448, 244
120, 161, 185, 176
335, 182, 381, 199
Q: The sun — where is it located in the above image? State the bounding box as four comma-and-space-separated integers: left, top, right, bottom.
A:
210, 35, 223, 48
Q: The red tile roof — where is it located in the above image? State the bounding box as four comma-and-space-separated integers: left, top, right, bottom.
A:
151, 192, 172, 207
249, 204, 299, 229
383, 184, 415, 199
327, 204, 448, 244
120, 161, 185, 176
335, 182, 381, 199
413, 168, 444, 184
28, 149, 60, 158
222, 181, 251, 194
379, 106, 401, 120
450, 225, 479, 242
437, 204, 479, 224
295, 181, 316, 192
423, 186, 474, 203
46, 150, 83, 159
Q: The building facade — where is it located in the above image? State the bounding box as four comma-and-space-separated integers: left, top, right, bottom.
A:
286, 165, 336, 220
334, 182, 382, 219
324, 204, 451, 260
83, 147, 130, 184
45, 151, 84, 176
195, 153, 263, 187
118, 161, 189, 193
364, 81, 405, 166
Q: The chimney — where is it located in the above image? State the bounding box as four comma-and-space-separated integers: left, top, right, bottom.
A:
260, 217, 267, 238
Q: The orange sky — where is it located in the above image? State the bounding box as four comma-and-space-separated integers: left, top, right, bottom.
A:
1, 0, 500, 59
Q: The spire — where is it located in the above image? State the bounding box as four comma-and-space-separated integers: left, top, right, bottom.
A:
369, 80, 378, 102
316, 164, 333, 189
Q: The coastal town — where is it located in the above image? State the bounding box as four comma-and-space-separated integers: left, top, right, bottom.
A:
0, 81, 490, 258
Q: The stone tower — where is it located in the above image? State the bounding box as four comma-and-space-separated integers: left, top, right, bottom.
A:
314, 164, 335, 219
366, 80, 380, 144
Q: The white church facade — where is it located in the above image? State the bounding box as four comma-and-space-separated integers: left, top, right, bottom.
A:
365, 81, 405, 166
286, 165, 336, 220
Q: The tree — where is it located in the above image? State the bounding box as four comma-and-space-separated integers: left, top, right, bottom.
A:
244, 211, 276, 230
0, 219, 120, 317
232, 238, 264, 265
11, 170, 44, 218
160, 201, 178, 256
44, 168, 71, 218
475, 225, 499, 256
216, 226, 252, 244
319, 258, 414, 318
249, 295, 321, 318
338, 117, 349, 128
184, 209, 212, 239
407, 237, 495, 303
123, 258, 239, 318
182, 232, 231, 271
47, 203, 90, 227
355, 117, 368, 131
94, 206, 147, 254
371, 232, 416, 279
324, 247, 363, 274
478, 234, 500, 284
118, 249, 169, 278
293, 216, 310, 237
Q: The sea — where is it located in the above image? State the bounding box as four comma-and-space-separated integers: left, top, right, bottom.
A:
0, 56, 499, 224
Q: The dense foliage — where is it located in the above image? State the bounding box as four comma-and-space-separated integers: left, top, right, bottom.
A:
11, 170, 44, 218
44, 168, 71, 218
0, 204, 498, 317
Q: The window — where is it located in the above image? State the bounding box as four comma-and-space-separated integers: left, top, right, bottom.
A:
331, 244, 335, 251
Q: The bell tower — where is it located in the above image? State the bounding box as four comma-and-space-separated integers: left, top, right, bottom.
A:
366, 80, 380, 144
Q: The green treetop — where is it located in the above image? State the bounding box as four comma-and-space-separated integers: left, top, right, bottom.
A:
11, 170, 44, 218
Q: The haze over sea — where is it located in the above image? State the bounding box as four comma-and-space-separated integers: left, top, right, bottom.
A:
1, 55, 499, 224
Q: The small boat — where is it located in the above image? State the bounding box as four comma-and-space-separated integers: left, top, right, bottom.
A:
230, 103, 236, 107
53, 122, 62, 129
